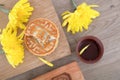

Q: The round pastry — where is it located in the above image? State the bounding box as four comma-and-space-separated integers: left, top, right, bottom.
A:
24, 18, 59, 56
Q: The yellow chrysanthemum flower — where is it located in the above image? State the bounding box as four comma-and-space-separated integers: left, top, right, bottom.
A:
9, 0, 33, 29
1, 28, 24, 68
0, 0, 33, 68
62, 2, 100, 34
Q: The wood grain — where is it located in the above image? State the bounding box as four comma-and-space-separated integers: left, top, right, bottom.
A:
52, 0, 120, 80
33, 62, 84, 80
0, 0, 71, 79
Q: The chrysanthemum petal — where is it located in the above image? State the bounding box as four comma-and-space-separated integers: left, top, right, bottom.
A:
61, 2, 100, 34
61, 11, 71, 16
62, 18, 69, 27
0, 0, 33, 68
62, 14, 71, 20
90, 5, 99, 7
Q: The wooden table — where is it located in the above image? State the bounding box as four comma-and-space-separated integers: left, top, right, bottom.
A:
4, 0, 120, 80
52, 0, 120, 80
0, 0, 71, 79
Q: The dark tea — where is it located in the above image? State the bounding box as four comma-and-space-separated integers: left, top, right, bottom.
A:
76, 36, 104, 63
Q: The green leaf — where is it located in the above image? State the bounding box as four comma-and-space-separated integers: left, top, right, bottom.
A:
0, 50, 4, 54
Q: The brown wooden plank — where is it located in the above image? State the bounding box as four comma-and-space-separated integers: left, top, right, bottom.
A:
0, 0, 71, 79
33, 62, 84, 80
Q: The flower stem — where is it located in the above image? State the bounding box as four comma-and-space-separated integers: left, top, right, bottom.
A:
0, 4, 4, 6
0, 5, 9, 14
0, 50, 4, 54
71, 0, 77, 9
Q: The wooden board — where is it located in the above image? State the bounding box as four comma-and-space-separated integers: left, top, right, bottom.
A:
52, 0, 120, 80
0, 0, 71, 79
33, 62, 84, 80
